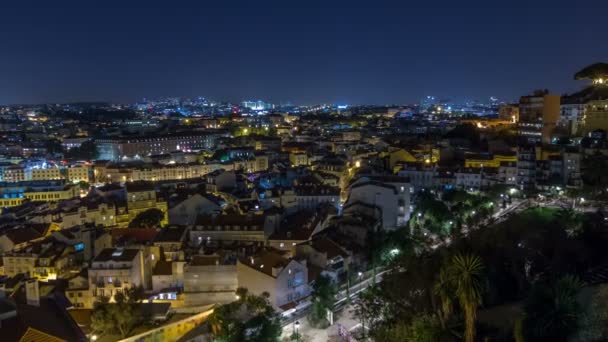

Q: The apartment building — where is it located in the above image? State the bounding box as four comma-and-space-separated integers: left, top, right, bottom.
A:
88, 248, 145, 301
237, 249, 310, 310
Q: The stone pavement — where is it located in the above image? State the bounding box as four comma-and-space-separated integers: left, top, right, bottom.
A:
281, 304, 363, 342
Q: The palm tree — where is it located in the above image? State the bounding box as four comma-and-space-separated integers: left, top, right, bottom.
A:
433, 266, 453, 328
450, 253, 484, 342
523, 275, 583, 341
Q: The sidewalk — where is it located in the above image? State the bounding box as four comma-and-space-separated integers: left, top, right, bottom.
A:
281, 304, 361, 342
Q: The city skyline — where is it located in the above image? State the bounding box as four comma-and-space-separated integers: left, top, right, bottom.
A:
1, 1, 607, 105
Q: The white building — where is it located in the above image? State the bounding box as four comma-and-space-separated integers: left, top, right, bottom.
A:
168, 194, 222, 225
183, 255, 237, 307
88, 248, 145, 301
345, 175, 411, 230
236, 250, 310, 311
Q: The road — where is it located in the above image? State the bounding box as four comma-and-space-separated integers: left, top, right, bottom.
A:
280, 271, 388, 341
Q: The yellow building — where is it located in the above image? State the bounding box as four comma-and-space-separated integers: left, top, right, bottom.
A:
30, 168, 62, 181
386, 147, 417, 171
0, 182, 79, 209
66, 165, 91, 183
289, 153, 309, 167
518, 91, 560, 143
465, 153, 517, 168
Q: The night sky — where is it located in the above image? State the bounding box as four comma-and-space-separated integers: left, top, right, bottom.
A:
1, 1, 607, 105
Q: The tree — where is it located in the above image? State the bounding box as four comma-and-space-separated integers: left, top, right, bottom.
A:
90, 286, 145, 338
45, 138, 64, 155
65, 140, 99, 160
434, 267, 453, 328
448, 253, 484, 342
556, 208, 582, 237
573, 284, 608, 341
523, 275, 583, 342
128, 208, 165, 228
308, 275, 337, 327
574, 62, 608, 81
353, 287, 384, 339
208, 289, 281, 342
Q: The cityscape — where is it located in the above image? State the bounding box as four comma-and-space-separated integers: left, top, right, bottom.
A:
1, 2, 608, 342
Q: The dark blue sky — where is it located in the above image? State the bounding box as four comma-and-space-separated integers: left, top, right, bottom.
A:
1, 1, 606, 105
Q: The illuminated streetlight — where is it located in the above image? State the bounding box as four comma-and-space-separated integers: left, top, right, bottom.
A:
91, 335, 98, 342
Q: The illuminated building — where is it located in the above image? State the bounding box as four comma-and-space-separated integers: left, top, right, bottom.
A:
0, 181, 79, 209
97, 131, 223, 161
242, 100, 274, 111
517, 90, 560, 143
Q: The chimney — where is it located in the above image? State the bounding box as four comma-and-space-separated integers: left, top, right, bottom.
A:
26, 279, 40, 307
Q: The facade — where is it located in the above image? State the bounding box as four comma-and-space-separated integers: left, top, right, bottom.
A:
168, 194, 222, 225
97, 131, 222, 161
88, 248, 145, 302
125, 181, 169, 227
236, 250, 310, 310
0, 181, 79, 209
518, 91, 560, 143
183, 255, 237, 306
190, 214, 268, 245
516, 146, 537, 189
345, 176, 411, 230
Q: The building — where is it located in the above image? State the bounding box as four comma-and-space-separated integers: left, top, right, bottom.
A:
88, 248, 145, 302
516, 145, 537, 190
295, 237, 350, 284
183, 255, 237, 307
498, 104, 519, 122
190, 214, 268, 246
0, 181, 79, 209
345, 175, 411, 230
169, 193, 222, 226
236, 249, 310, 310
125, 181, 169, 227
294, 184, 340, 210
518, 90, 560, 143
97, 131, 222, 161
289, 153, 309, 167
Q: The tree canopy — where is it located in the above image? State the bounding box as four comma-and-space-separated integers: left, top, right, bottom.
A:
574, 62, 608, 81
128, 208, 165, 228
207, 288, 281, 342
90, 286, 145, 338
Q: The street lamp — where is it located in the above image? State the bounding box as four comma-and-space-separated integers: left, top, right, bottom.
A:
91, 335, 98, 342
294, 320, 301, 341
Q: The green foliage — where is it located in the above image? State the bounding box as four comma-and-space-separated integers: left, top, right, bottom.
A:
523, 275, 583, 342
574, 62, 608, 80
573, 284, 608, 341
78, 181, 90, 190
432, 254, 484, 342
128, 208, 165, 228
209, 290, 281, 342
373, 315, 449, 342
45, 138, 64, 155
90, 286, 145, 338
582, 153, 608, 190
444, 124, 480, 145
308, 275, 337, 327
